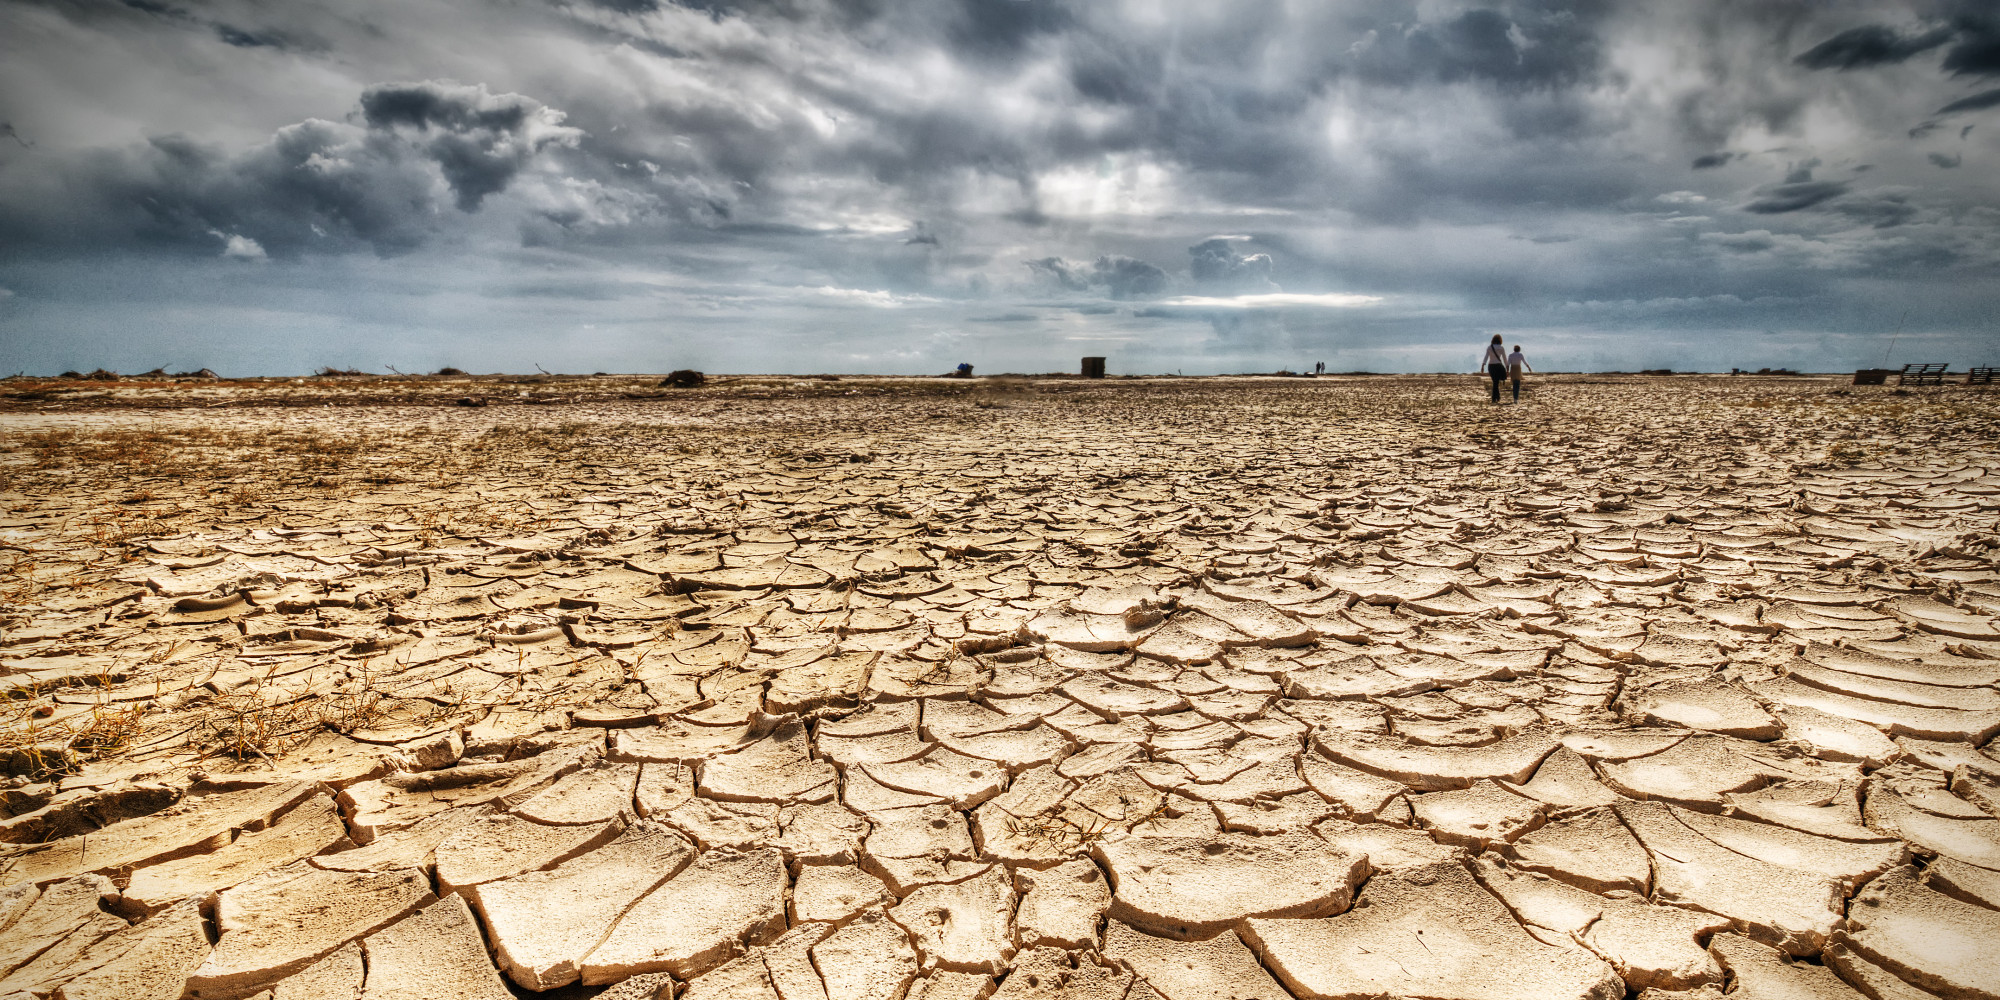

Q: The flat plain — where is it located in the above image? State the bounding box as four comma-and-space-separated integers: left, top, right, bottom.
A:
3, 372, 1999, 1000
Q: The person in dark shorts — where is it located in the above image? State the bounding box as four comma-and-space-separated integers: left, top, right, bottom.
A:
1480, 334, 1507, 403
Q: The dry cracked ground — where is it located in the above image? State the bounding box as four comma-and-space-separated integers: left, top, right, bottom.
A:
2, 373, 2000, 1000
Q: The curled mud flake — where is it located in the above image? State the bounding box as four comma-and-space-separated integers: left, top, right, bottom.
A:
888, 865, 1017, 974
1092, 831, 1366, 940
792, 864, 891, 925
186, 862, 434, 998
1623, 680, 1781, 740
1102, 920, 1288, 1000
1837, 865, 2000, 1000
464, 825, 694, 991
356, 894, 513, 1000
1475, 858, 1727, 992
811, 908, 919, 1000
13, 376, 2000, 995
123, 793, 352, 915
579, 847, 788, 984
1242, 861, 1624, 1000
433, 813, 625, 894
1013, 860, 1110, 951
1617, 801, 1843, 957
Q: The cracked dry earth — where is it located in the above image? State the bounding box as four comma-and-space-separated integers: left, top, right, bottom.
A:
4, 374, 2000, 1000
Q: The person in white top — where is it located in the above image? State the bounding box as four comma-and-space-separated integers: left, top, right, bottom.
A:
1508, 345, 1531, 402
1479, 334, 1507, 403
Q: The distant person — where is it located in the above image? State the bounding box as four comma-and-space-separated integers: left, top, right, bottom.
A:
1507, 344, 1531, 402
1480, 334, 1507, 403
1314, 361, 1325, 375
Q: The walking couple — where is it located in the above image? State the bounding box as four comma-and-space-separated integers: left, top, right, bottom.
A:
1480, 335, 1531, 403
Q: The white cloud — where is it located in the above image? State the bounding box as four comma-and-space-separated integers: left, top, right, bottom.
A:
210, 230, 268, 260
800, 286, 942, 309
1157, 293, 1384, 309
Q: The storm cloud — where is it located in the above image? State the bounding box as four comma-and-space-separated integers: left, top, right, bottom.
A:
0, 0, 1997, 375
0, 79, 579, 258
1026, 255, 1169, 300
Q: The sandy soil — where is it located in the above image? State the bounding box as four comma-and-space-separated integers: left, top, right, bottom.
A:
2, 374, 1998, 1000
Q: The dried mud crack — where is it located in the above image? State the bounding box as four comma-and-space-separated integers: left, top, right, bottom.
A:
2, 374, 1999, 1000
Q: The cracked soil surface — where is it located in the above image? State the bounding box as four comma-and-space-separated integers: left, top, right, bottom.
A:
2, 373, 1999, 1000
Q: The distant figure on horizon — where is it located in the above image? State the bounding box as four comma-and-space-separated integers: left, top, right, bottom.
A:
1508, 344, 1531, 402
1480, 334, 1507, 403
1314, 361, 1325, 375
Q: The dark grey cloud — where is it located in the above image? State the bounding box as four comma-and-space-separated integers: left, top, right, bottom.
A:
1742, 182, 1849, 213
359, 81, 579, 211
1829, 190, 1919, 227
1940, 9, 2000, 76
1929, 151, 1963, 167
1937, 86, 2000, 114
1025, 255, 1167, 300
2, 0, 1999, 376
1793, 25, 1952, 71
1793, 4, 2000, 81
1346, 2, 1609, 89
1187, 238, 1275, 291
1740, 159, 1856, 215
0, 80, 580, 258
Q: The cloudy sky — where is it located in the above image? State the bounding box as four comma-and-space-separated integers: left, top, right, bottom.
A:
2, 0, 1997, 375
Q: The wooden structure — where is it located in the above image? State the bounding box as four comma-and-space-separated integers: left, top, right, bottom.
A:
1852, 370, 1892, 385
1081, 357, 1106, 379
1969, 367, 1997, 386
1898, 363, 1950, 386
